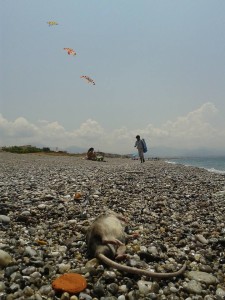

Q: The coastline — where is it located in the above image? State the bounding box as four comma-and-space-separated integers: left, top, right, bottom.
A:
165, 156, 225, 175
0, 152, 225, 299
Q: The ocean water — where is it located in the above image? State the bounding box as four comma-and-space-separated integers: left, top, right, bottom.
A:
166, 156, 225, 174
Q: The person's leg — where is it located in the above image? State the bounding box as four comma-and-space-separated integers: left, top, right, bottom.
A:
139, 149, 144, 163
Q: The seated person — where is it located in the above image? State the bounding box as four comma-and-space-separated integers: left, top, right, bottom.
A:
86, 147, 97, 160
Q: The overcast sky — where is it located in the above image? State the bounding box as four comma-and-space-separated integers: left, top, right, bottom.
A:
1, 1, 225, 154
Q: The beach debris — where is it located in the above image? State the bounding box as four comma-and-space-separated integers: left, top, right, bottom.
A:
52, 273, 87, 294
47, 21, 58, 26
80, 75, 95, 85
74, 192, 82, 200
35, 239, 48, 245
63, 48, 76, 56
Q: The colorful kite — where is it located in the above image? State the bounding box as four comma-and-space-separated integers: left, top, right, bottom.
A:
47, 21, 58, 26
80, 75, 95, 85
63, 48, 76, 56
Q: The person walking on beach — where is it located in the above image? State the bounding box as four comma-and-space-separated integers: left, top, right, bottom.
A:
134, 135, 145, 163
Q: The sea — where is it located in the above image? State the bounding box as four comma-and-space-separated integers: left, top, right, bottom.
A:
165, 156, 225, 175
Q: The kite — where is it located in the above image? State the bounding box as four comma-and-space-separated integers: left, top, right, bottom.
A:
63, 48, 76, 56
80, 75, 95, 85
47, 21, 58, 26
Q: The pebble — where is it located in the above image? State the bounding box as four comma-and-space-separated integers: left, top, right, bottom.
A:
195, 234, 208, 244
183, 280, 202, 294
0, 249, 13, 267
79, 293, 92, 300
0, 282, 6, 292
216, 287, 225, 299
58, 263, 71, 273
137, 280, 154, 295
0, 152, 225, 299
117, 296, 126, 300
186, 271, 217, 285
0, 215, 10, 223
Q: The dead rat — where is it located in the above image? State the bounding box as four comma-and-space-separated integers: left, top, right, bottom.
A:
86, 212, 186, 279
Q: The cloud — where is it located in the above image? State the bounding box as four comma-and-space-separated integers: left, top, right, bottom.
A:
0, 102, 225, 153
0, 115, 38, 138
73, 119, 105, 138
159, 102, 218, 147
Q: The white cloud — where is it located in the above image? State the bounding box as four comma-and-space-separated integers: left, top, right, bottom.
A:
0, 102, 225, 153
0, 115, 38, 138
73, 119, 105, 138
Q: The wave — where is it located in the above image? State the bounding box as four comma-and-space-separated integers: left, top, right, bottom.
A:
165, 158, 225, 175
206, 168, 225, 175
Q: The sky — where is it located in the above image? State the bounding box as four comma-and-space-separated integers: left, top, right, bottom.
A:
1, 0, 225, 155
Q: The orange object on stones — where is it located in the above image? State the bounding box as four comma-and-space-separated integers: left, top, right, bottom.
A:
52, 273, 87, 294
36, 240, 48, 245
74, 192, 82, 199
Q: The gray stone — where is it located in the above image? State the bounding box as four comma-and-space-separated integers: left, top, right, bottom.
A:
186, 271, 217, 285
216, 287, 225, 300
0, 215, 10, 223
183, 280, 202, 294
0, 281, 6, 292
195, 234, 208, 244
0, 249, 13, 267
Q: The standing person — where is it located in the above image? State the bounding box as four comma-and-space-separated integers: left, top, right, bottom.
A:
134, 135, 145, 163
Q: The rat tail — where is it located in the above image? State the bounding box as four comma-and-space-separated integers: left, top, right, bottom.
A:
98, 253, 186, 279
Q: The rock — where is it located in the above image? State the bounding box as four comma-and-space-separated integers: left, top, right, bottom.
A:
85, 258, 99, 270
58, 263, 71, 273
22, 266, 36, 275
0, 215, 10, 223
23, 286, 34, 296
118, 296, 126, 300
137, 280, 155, 295
107, 283, 119, 295
195, 234, 208, 244
93, 283, 105, 297
118, 285, 128, 293
24, 246, 37, 257
79, 292, 92, 299
186, 271, 217, 285
0, 249, 13, 267
183, 280, 202, 294
70, 296, 79, 300
216, 287, 225, 300
61, 292, 70, 300
0, 281, 6, 292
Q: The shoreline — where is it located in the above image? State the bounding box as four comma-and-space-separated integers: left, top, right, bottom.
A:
0, 152, 225, 299
165, 156, 225, 175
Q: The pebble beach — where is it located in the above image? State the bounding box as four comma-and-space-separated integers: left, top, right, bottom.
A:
0, 152, 225, 300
